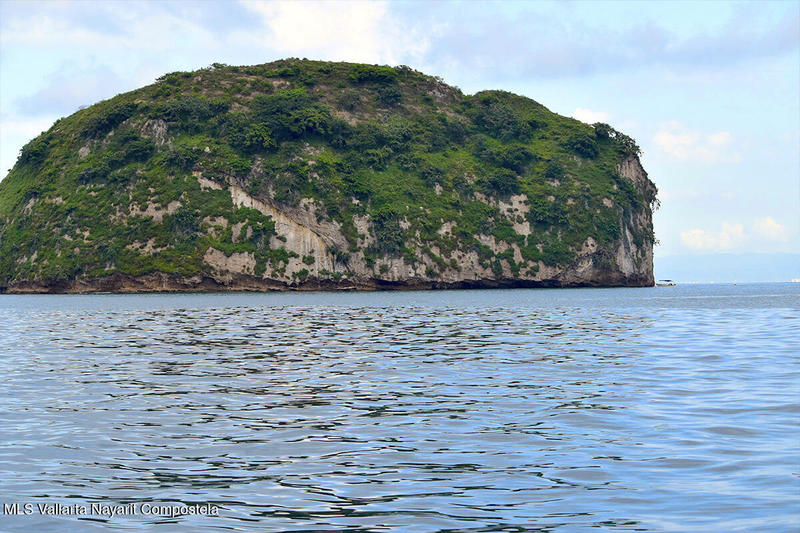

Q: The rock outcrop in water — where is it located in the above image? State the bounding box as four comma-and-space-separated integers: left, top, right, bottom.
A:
0, 59, 657, 293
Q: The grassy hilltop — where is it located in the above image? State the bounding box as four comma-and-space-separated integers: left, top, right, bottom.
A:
0, 59, 657, 292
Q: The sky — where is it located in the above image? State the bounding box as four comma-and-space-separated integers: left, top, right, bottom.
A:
1, 0, 798, 263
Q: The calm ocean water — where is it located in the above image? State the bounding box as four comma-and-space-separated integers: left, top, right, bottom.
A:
0, 283, 798, 532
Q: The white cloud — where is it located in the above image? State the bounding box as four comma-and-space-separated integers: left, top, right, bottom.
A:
0, 15, 99, 47
754, 217, 789, 242
653, 120, 738, 163
0, 6, 217, 54
571, 108, 610, 124
16, 65, 125, 116
708, 131, 731, 146
0, 117, 54, 140
659, 188, 738, 202
0, 115, 59, 179
237, 0, 430, 65
658, 187, 699, 201
680, 222, 745, 251
679, 218, 793, 252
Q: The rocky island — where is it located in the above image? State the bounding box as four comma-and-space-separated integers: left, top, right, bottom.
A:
0, 59, 657, 293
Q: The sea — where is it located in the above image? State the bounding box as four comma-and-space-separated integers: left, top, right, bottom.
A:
0, 283, 798, 532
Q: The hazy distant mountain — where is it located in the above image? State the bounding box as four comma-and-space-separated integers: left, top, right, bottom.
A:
655, 253, 799, 283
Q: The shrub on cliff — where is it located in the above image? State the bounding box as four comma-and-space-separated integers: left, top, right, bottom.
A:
565, 132, 599, 159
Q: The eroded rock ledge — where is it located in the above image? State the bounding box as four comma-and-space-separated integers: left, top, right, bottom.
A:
1, 270, 653, 294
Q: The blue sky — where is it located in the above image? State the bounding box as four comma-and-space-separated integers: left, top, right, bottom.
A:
1, 0, 797, 260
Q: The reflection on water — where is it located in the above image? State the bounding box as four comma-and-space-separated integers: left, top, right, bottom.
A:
0, 284, 798, 532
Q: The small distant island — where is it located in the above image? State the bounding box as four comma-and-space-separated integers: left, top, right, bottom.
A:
0, 59, 657, 293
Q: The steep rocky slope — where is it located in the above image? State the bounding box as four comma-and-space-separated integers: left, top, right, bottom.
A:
0, 59, 657, 293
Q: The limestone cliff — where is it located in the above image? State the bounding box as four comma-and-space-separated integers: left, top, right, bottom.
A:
0, 59, 657, 293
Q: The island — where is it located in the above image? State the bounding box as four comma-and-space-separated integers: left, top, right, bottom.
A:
0, 59, 658, 293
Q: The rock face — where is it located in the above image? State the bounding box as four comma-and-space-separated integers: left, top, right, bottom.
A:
0, 59, 657, 293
